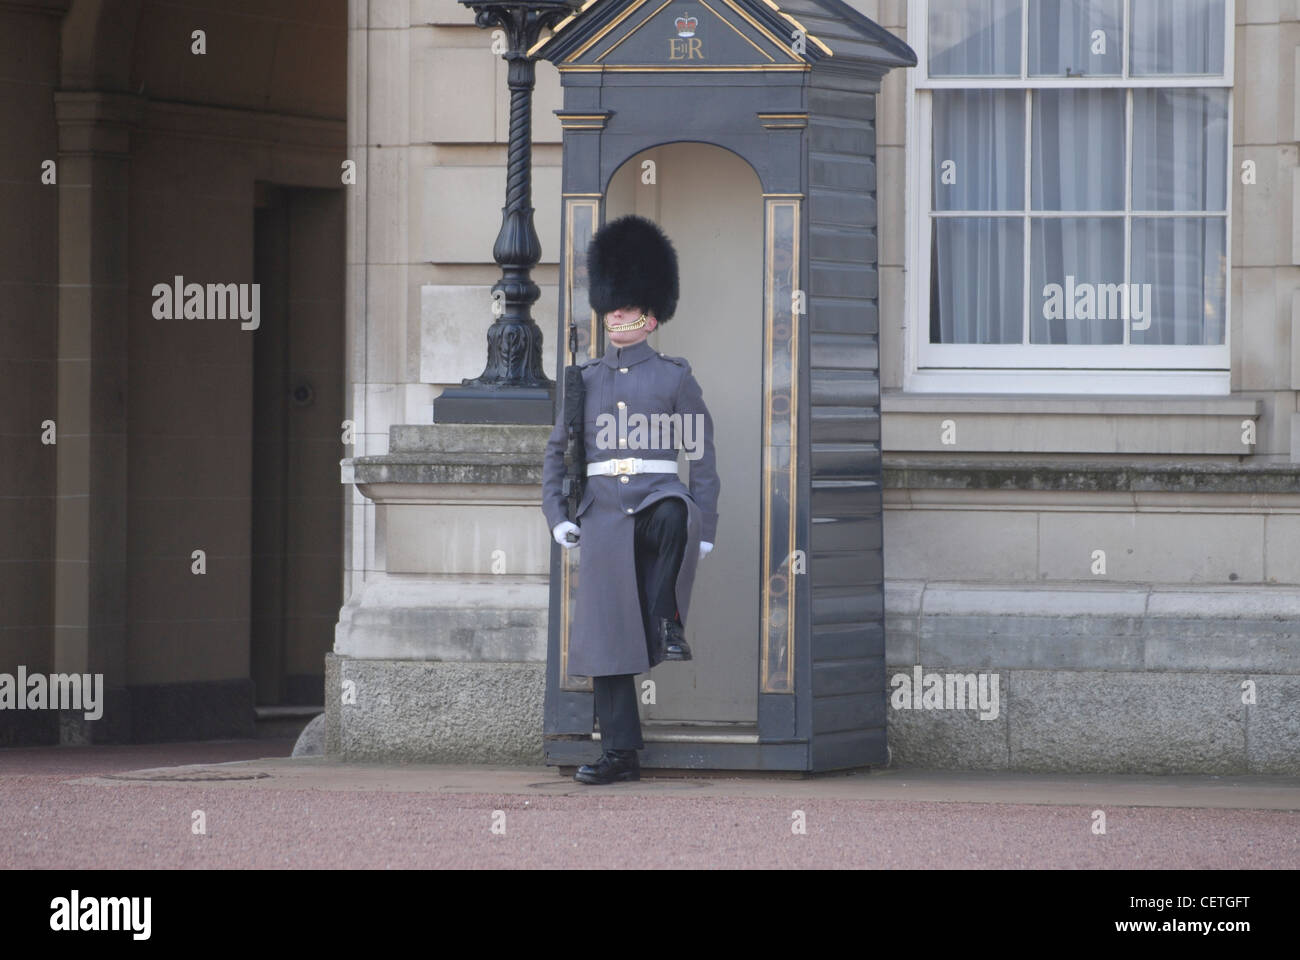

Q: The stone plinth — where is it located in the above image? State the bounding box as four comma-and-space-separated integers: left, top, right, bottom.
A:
882, 458, 1300, 774
332, 422, 553, 762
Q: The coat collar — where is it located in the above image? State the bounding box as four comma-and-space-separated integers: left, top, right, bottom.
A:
600, 337, 657, 369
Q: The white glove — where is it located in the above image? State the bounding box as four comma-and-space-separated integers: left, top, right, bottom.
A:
699, 541, 713, 559
553, 521, 580, 549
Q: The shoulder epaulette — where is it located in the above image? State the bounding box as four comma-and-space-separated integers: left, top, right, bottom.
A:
659, 354, 690, 368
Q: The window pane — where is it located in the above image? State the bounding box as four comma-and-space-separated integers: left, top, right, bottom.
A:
1130, 218, 1226, 345
1130, 0, 1225, 76
1132, 89, 1228, 212
931, 218, 1024, 344
1030, 217, 1126, 344
929, 0, 1021, 77
1032, 90, 1125, 211
1029, 0, 1122, 77
933, 91, 1025, 211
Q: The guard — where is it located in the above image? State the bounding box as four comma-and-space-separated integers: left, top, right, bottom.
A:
541, 214, 721, 785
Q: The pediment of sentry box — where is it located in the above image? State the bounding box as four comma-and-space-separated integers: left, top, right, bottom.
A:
554, 0, 806, 69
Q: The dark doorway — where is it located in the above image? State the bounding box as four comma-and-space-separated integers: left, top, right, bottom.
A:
251, 184, 346, 706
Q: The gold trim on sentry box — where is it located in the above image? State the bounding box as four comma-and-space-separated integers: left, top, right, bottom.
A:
719, 0, 804, 62
528, 0, 601, 58
566, 0, 654, 62
777, 11, 834, 56
558, 63, 809, 72
696, 0, 777, 63
594, 0, 674, 62
760, 197, 799, 695
761, 203, 771, 691
560, 196, 600, 694
527, 0, 832, 60
758, 112, 808, 129
756, 0, 833, 56
590, 0, 805, 66
557, 111, 612, 131
786, 202, 799, 696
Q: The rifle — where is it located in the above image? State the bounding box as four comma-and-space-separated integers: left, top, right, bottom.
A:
561, 316, 586, 541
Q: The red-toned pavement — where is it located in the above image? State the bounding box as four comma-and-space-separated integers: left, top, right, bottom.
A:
2, 739, 1299, 869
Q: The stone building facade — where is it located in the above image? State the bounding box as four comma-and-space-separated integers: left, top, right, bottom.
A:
3, 0, 1298, 772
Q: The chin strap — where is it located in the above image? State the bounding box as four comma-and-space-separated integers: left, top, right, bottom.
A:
606, 312, 649, 333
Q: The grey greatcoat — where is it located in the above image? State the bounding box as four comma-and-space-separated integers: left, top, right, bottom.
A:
541, 337, 721, 677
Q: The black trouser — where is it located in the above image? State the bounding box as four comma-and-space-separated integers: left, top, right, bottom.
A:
592, 674, 643, 751
592, 497, 689, 752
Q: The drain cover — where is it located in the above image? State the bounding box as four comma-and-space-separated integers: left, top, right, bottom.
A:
104, 769, 271, 782
527, 779, 708, 791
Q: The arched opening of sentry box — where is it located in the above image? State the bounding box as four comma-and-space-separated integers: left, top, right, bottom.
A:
605, 142, 764, 734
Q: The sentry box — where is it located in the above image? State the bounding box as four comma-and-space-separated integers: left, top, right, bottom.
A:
538, 0, 915, 772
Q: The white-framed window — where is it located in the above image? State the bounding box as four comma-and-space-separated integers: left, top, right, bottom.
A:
905, 0, 1234, 394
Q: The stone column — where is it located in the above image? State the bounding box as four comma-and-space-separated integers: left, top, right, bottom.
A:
52, 90, 139, 743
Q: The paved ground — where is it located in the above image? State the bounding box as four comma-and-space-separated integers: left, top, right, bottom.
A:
2, 738, 1299, 869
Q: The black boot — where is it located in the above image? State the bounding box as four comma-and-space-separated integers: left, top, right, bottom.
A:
575, 751, 605, 778
660, 616, 691, 661
574, 748, 640, 785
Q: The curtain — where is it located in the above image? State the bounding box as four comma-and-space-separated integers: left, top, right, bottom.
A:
1028, 89, 1125, 344
933, 89, 1023, 210
1132, 88, 1228, 212
1130, 218, 1226, 346
1030, 218, 1126, 344
1130, 88, 1228, 345
1130, 0, 1225, 75
1032, 89, 1125, 211
927, 1, 1228, 349
932, 219, 1025, 344
1030, 0, 1123, 77
929, 0, 1020, 76
931, 90, 1024, 344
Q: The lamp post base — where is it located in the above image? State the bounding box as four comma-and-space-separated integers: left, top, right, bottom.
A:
432, 384, 554, 425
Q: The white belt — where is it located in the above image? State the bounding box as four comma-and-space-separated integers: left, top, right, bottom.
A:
587, 457, 679, 477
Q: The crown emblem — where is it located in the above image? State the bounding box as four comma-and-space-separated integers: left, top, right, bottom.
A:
674, 15, 698, 38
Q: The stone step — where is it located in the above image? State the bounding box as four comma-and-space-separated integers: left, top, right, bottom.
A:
254, 706, 322, 740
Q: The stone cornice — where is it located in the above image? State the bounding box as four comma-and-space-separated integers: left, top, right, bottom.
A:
341, 422, 550, 490
882, 393, 1262, 416
53, 91, 344, 149
884, 458, 1300, 494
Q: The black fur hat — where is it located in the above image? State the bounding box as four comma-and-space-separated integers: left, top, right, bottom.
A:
586, 214, 679, 324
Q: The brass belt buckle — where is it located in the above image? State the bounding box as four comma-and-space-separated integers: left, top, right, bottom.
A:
613, 457, 635, 475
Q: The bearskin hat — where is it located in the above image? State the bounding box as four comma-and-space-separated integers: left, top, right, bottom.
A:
586, 214, 680, 324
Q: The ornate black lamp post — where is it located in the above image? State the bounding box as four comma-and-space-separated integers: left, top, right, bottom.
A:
432, 0, 582, 425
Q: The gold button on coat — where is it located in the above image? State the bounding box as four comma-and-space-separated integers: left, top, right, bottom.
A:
617, 401, 626, 409
620, 476, 629, 484
619, 367, 629, 373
